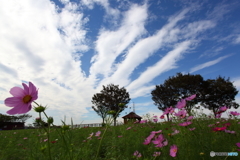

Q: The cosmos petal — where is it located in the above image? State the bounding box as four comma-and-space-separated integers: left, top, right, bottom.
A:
22, 83, 29, 95
185, 94, 196, 101
18, 104, 32, 114
176, 99, 186, 109
29, 82, 37, 95
6, 103, 25, 115
4, 97, 23, 107
9, 87, 25, 97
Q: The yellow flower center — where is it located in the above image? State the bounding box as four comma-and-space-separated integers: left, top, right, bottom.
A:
173, 149, 177, 152
22, 95, 32, 103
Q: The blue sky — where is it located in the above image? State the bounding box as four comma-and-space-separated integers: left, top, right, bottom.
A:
0, 0, 240, 126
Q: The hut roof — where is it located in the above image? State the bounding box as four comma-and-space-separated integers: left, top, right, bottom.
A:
122, 112, 142, 119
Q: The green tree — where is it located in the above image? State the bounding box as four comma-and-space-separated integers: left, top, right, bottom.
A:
92, 84, 131, 126
151, 83, 179, 121
163, 73, 205, 115
200, 76, 239, 118
92, 93, 110, 126
0, 113, 32, 122
152, 73, 205, 117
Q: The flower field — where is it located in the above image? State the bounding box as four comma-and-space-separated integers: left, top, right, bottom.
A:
2, 81, 240, 159
0, 110, 239, 160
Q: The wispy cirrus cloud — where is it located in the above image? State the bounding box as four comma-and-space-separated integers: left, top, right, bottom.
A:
127, 41, 192, 97
190, 55, 231, 73
89, 3, 148, 86
200, 46, 224, 58
92, 6, 216, 98
95, 9, 190, 89
234, 35, 240, 44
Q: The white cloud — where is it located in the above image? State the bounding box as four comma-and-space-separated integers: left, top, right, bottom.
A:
234, 34, 240, 44
89, 3, 148, 85
190, 55, 231, 73
1, 0, 236, 126
97, 9, 189, 89
81, 0, 120, 20
233, 77, 240, 90
130, 85, 156, 99
127, 41, 191, 94
0, 0, 93, 125
181, 20, 216, 39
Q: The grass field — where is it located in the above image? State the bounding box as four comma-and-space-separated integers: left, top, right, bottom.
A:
0, 109, 239, 160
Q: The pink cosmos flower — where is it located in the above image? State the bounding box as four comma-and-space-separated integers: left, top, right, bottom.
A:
176, 99, 186, 109
236, 143, 240, 148
23, 137, 28, 139
126, 127, 131, 130
179, 121, 192, 126
140, 120, 147, 123
187, 116, 193, 121
230, 111, 240, 116
216, 113, 221, 118
153, 118, 158, 123
143, 133, 155, 145
164, 106, 175, 114
223, 123, 231, 127
118, 135, 122, 138
153, 152, 161, 157
134, 120, 139, 123
208, 124, 214, 127
185, 94, 196, 101
236, 143, 240, 151
220, 106, 228, 112
152, 134, 168, 148
170, 144, 178, 157
172, 130, 180, 135
4, 82, 38, 115
44, 139, 48, 142
212, 126, 227, 132
133, 151, 142, 158
174, 109, 187, 118
189, 128, 195, 131
224, 130, 235, 134
160, 115, 165, 119
95, 131, 101, 137
151, 130, 162, 134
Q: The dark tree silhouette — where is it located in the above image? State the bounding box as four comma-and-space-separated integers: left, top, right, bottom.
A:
152, 73, 205, 117
92, 93, 110, 126
200, 76, 239, 118
0, 113, 32, 122
92, 84, 131, 126
0, 113, 32, 128
163, 73, 205, 115
151, 84, 179, 121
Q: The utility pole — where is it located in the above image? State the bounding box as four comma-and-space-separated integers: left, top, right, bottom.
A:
133, 102, 135, 113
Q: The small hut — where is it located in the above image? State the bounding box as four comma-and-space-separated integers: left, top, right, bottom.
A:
122, 112, 142, 124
